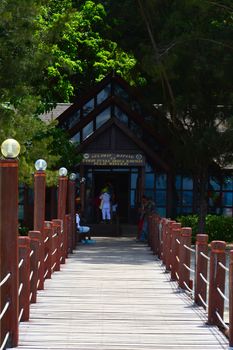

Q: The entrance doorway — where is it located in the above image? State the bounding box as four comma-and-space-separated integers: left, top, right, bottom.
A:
94, 172, 129, 222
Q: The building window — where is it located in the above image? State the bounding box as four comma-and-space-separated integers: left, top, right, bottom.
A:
96, 107, 111, 129
208, 175, 233, 217
114, 106, 128, 125
222, 176, 233, 217
175, 175, 193, 215
113, 83, 130, 103
82, 99, 94, 117
96, 84, 111, 105
129, 168, 139, 208
144, 162, 167, 217
145, 174, 154, 189
82, 121, 94, 140
67, 110, 80, 129
70, 132, 80, 143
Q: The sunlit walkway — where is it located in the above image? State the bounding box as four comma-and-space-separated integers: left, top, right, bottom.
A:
14, 237, 228, 350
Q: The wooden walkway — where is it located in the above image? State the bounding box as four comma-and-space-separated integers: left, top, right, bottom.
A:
13, 237, 228, 350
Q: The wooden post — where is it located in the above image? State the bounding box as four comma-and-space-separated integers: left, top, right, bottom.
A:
162, 219, 169, 265
65, 214, 72, 256
51, 221, 61, 272
18, 237, 31, 322
0, 159, 19, 347
165, 220, 176, 271
195, 234, 208, 308
58, 175, 68, 221
28, 236, 39, 304
170, 222, 181, 281
68, 178, 76, 249
44, 221, 53, 280
229, 250, 233, 347
52, 219, 64, 264
33, 170, 46, 290
28, 231, 43, 291
178, 227, 192, 290
159, 218, 166, 259
208, 240, 226, 326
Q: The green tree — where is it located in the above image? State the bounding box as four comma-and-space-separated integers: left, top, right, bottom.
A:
91, 0, 233, 231
0, 0, 80, 185
37, 0, 138, 107
136, 0, 233, 232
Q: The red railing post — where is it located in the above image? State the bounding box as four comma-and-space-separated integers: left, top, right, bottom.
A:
53, 219, 64, 264
0, 158, 19, 347
161, 219, 169, 266
33, 170, 46, 290
64, 214, 71, 257
159, 218, 166, 260
165, 220, 176, 271
28, 231, 42, 294
18, 237, 31, 322
208, 240, 226, 326
195, 234, 209, 308
229, 250, 233, 347
57, 174, 68, 222
178, 227, 192, 290
51, 221, 61, 272
28, 236, 39, 304
68, 177, 76, 250
170, 223, 182, 281
44, 221, 53, 280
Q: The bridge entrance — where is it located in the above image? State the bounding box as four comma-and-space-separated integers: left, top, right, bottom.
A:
93, 171, 129, 223
82, 166, 141, 225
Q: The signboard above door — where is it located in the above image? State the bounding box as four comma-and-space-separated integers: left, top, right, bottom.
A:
82, 153, 145, 166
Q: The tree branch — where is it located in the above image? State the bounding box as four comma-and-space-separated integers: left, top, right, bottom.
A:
136, 0, 177, 120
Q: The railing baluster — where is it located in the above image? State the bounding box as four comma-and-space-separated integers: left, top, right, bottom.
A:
170, 224, 181, 281
44, 221, 53, 279
28, 234, 40, 303
0, 158, 19, 348
195, 234, 209, 308
18, 237, 31, 321
52, 221, 61, 272
208, 240, 226, 326
178, 227, 192, 291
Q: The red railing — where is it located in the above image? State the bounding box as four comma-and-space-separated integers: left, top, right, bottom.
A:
148, 214, 233, 347
0, 214, 74, 350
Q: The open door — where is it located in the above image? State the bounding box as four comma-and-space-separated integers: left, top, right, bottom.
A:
94, 172, 129, 223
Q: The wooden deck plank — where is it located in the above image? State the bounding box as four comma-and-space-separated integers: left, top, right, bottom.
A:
13, 237, 228, 350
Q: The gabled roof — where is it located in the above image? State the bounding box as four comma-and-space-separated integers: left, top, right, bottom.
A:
78, 117, 169, 171
56, 72, 170, 170
57, 72, 138, 125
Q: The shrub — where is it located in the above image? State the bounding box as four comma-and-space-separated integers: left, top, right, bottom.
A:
176, 214, 233, 243
18, 224, 29, 236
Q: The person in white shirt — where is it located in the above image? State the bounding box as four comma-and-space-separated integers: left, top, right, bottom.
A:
99, 189, 111, 222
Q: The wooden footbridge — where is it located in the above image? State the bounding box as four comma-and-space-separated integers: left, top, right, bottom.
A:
2, 228, 232, 350
12, 236, 229, 349
0, 160, 233, 349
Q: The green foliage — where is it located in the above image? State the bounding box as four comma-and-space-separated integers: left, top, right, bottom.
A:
18, 223, 29, 236
0, 0, 83, 186
37, 0, 138, 105
177, 214, 233, 243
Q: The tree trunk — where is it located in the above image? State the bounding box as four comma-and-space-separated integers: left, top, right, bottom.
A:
198, 171, 208, 234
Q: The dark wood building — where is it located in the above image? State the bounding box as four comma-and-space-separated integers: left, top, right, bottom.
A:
20, 73, 233, 229
56, 73, 173, 224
